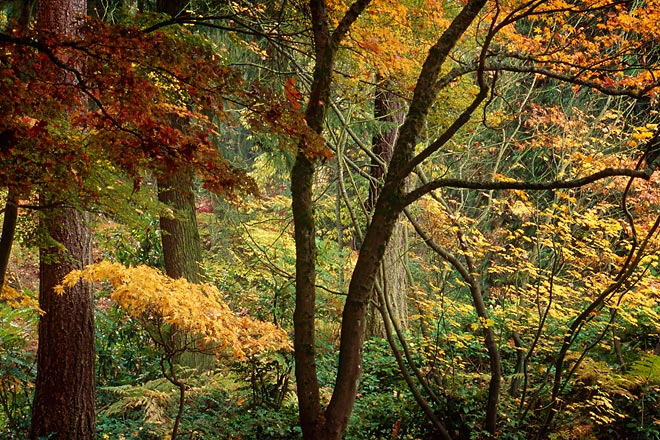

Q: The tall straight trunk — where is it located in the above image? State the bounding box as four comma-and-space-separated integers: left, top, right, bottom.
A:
155, 0, 200, 285
31, 1, 96, 439
291, 151, 320, 438
154, 0, 211, 370
366, 77, 408, 338
291, 6, 332, 434
158, 172, 202, 283
158, 171, 214, 369
32, 205, 95, 439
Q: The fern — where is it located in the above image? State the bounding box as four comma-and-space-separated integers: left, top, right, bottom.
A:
100, 378, 174, 436
629, 353, 660, 383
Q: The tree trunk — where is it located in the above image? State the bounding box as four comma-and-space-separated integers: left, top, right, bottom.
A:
154, 0, 213, 371
292, 151, 321, 438
31, 205, 95, 439
158, 171, 215, 369
31, 1, 96, 439
0, 186, 19, 291
324, 182, 402, 439
292, 2, 372, 438
366, 77, 408, 338
158, 173, 202, 284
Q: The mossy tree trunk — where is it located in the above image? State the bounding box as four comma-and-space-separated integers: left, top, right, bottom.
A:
291, 2, 372, 438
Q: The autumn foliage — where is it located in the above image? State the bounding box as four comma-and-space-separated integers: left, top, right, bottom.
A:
3, 0, 660, 439
0, 16, 319, 198
56, 261, 291, 359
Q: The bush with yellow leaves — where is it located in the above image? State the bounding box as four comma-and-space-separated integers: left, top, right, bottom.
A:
56, 261, 292, 360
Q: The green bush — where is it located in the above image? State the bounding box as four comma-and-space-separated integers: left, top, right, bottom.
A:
0, 303, 37, 439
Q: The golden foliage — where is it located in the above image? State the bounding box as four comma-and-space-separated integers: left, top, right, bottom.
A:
56, 261, 291, 359
500, 0, 660, 96
328, 0, 449, 78
0, 284, 42, 314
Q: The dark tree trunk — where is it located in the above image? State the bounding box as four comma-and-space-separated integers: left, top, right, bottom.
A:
0, 186, 19, 290
31, 205, 95, 440
19, 0, 37, 26
31, 1, 96, 438
158, 173, 202, 284
292, 2, 371, 438
366, 77, 408, 338
291, 4, 333, 435
367, 78, 401, 209
152, 6, 199, 279
324, 180, 402, 439
291, 151, 320, 438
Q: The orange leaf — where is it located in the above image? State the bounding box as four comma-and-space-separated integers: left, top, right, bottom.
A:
284, 77, 303, 110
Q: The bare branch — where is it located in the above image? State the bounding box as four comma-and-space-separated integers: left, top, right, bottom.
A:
403, 168, 651, 207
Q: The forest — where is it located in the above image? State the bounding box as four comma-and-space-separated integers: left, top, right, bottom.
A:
1, 0, 660, 439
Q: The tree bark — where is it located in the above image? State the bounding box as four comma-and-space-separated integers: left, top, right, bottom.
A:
31, 204, 95, 440
153, 0, 202, 286
292, 151, 321, 438
158, 173, 202, 283
154, 0, 213, 371
31, 1, 96, 438
0, 186, 19, 291
366, 77, 408, 338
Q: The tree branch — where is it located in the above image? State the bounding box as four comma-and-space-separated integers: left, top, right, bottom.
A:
331, 0, 372, 47
403, 168, 651, 207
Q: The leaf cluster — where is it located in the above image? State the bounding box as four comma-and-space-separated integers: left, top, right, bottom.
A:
56, 261, 292, 360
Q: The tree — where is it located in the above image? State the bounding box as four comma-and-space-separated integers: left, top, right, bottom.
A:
153, 0, 215, 371
0, 4, 268, 437
366, 76, 409, 338
57, 260, 291, 440
29, 1, 96, 438
287, 0, 660, 438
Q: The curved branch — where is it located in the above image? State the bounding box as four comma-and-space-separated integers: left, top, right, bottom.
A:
404, 168, 651, 207
331, 0, 372, 47
404, 207, 501, 434
376, 285, 451, 440
489, 61, 660, 99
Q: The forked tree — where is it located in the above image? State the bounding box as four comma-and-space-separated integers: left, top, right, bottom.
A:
289, 1, 660, 439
